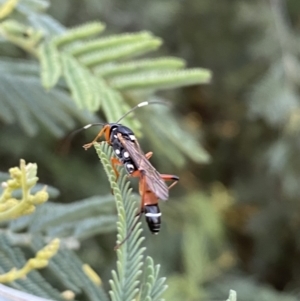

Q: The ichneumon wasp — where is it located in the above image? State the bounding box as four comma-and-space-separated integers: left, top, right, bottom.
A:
81, 101, 179, 201
76, 101, 179, 246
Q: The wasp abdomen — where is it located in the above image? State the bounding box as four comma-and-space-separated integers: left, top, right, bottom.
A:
144, 205, 161, 234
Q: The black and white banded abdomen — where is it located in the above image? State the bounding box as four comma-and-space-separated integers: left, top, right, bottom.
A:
144, 205, 161, 234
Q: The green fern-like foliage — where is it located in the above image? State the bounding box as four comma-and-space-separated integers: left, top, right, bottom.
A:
0, 0, 210, 165
9, 195, 117, 240
37, 21, 211, 139
0, 1, 96, 137
139, 257, 168, 301
96, 143, 145, 301
0, 232, 109, 301
0, 160, 113, 301
0, 1, 218, 300
0, 144, 173, 301
160, 186, 231, 301
94, 142, 168, 301
39, 25, 211, 113
0, 58, 95, 137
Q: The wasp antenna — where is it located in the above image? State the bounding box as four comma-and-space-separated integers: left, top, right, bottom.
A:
70, 122, 105, 137
57, 122, 106, 153
116, 100, 170, 123
83, 123, 101, 130
137, 101, 149, 107
114, 212, 143, 250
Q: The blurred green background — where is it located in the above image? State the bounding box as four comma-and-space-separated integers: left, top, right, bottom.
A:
2, 0, 300, 300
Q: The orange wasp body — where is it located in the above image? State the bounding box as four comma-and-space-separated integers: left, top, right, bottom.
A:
114, 169, 178, 249
82, 101, 179, 202
81, 101, 179, 247
138, 169, 178, 234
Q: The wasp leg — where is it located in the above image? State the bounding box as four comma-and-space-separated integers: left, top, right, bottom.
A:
114, 211, 143, 250
145, 152, 153, 160
110, 158, 123, 195
111, 158, 122, 181
160, 174, 179, 190
114, 175, 147, 250
83, 126, 108, 150
139, 174, 147, 209
129, 170, 142, 178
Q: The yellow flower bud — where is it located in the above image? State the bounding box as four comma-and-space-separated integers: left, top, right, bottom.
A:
0, 199, 19, 212
7, 199, 18, 210
61, 290, 75, 300
36, 239, 60, 260
22, 205, 36, 215
28, 258, 48, 269
82, 264, 102, 286
32, 190, 49, 205
7, 179, 19, 188
9, 167, 21, 179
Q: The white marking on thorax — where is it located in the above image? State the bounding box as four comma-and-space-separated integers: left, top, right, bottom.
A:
126, 164, 134, 172
145, 212, 162, 217
124, 151, 129, 158
129, 135, 136, 140
115, 149, 120, 155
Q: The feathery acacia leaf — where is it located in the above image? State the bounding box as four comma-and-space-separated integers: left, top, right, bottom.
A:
18, 0, 50, 13
110, 68, 212, 91
139, 257, 168, 301
39, 41, 61, 89
94, 143, 169, 301
0, 234, 64, 300
53, 21, 105, 48
0, 58, 95, 136
0, 3, 216, 301
94, 142, 146, 301
7, 192, 117, 244
37, 21, 211, 126
95, 57, 185, 78
62, 54, 101, 111
31, 236, 109, 301
0, 71, 94, 136
100, 87, 141, 132
0, 75, 39, 136
0, 57, 40, 76
79, 39, 162, 68
138, 104, 210, 165
68, 31, 153, 57
73, 215, 117, 240
28, 13, 65, 35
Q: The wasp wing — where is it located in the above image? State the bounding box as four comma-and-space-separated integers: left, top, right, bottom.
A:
117, 133, 169, 201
